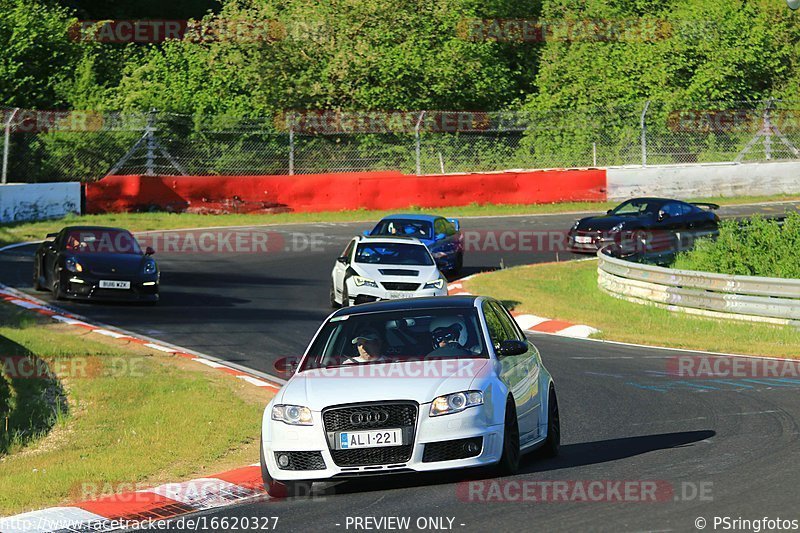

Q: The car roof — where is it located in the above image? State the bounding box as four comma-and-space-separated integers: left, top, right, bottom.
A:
619, 197, 686, 205
356, 235, 424, 245
331, 296, 483, 318
59, 226, 130, 233
378, 214, 440, 223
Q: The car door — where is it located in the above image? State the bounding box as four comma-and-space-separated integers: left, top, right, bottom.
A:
41, 231, 63, 285
491, 301, 540, 442
483, 301, 539, 443
332, 239, 355, 297
431, 218, 457, 267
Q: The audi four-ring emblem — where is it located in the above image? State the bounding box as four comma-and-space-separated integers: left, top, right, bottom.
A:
350, 410, 389, 425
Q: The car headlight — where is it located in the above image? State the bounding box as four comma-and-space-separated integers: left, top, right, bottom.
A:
271, 404, 313, 426
430, 391, 483, 417
143, 259, 157, 275
64, 257, 83, 273
424, 278, 445, 290
352, 276, 378, 288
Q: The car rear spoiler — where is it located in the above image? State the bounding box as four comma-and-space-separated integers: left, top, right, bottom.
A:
690, 202, 720, 211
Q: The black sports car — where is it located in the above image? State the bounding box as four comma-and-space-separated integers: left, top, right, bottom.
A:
33, 226, 159, 302
568, 197, 720, 253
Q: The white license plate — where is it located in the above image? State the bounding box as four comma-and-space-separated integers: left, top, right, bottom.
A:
338, 428, 403, 449
99, 280, 131, 289
574, 236, 593, 244
388, 291, 415, 299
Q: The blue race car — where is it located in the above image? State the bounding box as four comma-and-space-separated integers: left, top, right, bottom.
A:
365, 214, 464, 273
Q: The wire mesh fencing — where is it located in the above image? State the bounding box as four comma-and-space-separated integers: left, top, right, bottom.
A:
2, 100, 800, 183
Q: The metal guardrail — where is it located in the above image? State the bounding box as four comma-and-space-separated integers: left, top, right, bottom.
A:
597, 247, 800, 326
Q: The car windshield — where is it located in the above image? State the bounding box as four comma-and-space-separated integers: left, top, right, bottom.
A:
611, 199, 658, 216
354, 242, 433, 266
371, 219, 432, 239
63, 229, 142, 254
299, 308, 488, 371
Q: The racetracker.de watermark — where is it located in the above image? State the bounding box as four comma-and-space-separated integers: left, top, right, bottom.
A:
457, 480, 713, 503
0, 356, 147, 380
456, 18, 709, 42
69, 19, 286, 44
667, 356, 800, 379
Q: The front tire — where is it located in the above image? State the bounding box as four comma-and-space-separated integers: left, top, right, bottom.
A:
330, 281, 340, 308
341, 284, 350, 308
32, 259, 45, 291
494, 398, 520, 476
260, 440, 312, 498
539, 386, 560, 458
52, 272, 66, 300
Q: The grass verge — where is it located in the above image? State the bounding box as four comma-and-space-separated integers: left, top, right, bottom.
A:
465, 259, 800, 359
0, 304, 273, 515
3, 194, 800, 247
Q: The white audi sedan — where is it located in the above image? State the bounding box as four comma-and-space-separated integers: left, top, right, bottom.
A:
260, 296, 560, 497
330, 235, 448, 307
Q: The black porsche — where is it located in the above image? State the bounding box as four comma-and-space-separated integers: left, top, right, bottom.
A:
567, 197, 720, 253
33, 226, 159, 303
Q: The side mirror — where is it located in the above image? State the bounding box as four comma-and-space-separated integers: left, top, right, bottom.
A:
145, 247, 155, 256
362, 230, 371, 236
496, 340, 528, 357
657, 211, 669, 222
45, 232, 58, 240
606, 209, 613, 215
337, 255, 348, 264
273, 356, 300, 376
435, 233, 446, 241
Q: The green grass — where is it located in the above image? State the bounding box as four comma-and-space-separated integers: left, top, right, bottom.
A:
0, 305, 274, 515
465, 259, 800, 358
2, 193, 799, 247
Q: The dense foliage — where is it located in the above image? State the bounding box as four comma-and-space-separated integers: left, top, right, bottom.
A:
673, 212, 800, 279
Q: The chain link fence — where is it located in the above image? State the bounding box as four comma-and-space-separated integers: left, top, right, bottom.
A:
3, 100, 800, 183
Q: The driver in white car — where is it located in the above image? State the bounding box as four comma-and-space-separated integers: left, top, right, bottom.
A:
344, 328, 386, 364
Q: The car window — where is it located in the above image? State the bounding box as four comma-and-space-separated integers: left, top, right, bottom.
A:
444, 219, 457, 236
373, 219, 432, 239
612, 199, 653, 216
433, 219, 447, 236
679, 202, 694, 216
341, 239, 356, 261
483, 301, 513, 350
300, 308, 488, 370
355, 242, 434, 265
62, 229, 142, 254
490, 302, 524, 341
661, 202, 683, 217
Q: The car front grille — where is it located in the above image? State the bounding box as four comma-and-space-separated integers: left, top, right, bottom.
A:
422, 437, 483, 463
381, 282, 420, 291
323, 402, 418, 467
274, 451, 326, 471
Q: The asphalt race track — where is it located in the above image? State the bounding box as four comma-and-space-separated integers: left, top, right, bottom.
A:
2, 202, 799, 531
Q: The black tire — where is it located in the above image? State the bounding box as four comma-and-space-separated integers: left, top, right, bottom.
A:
330, 282, 340, 308
341, 284, 350, 308
260, 440, 312, 498
52, 273, 66, 301
453, 252, 464, 274
494, 398, 521, 476
32, 259, 45, 291
539, 386, 560, 458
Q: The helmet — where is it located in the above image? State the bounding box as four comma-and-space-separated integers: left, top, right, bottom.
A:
429, 316, 468, 349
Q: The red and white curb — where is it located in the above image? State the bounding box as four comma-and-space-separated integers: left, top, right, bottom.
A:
448, 276, 599, 339
0, 284, 283, 392
0, 465, 266, 532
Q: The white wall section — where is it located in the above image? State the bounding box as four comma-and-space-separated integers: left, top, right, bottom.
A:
606, 161, 800, 200
0, 182, 81, 223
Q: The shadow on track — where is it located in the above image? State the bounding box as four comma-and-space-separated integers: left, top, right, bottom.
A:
305, 430, 715, 499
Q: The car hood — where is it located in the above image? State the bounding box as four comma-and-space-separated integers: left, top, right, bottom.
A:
279, 359, 490, 410
68, 253, 151, 276
353, 262, 440, 282
575, 215, 645, 231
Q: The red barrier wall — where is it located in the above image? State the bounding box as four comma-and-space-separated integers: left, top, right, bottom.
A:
85, 169, 607, 214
